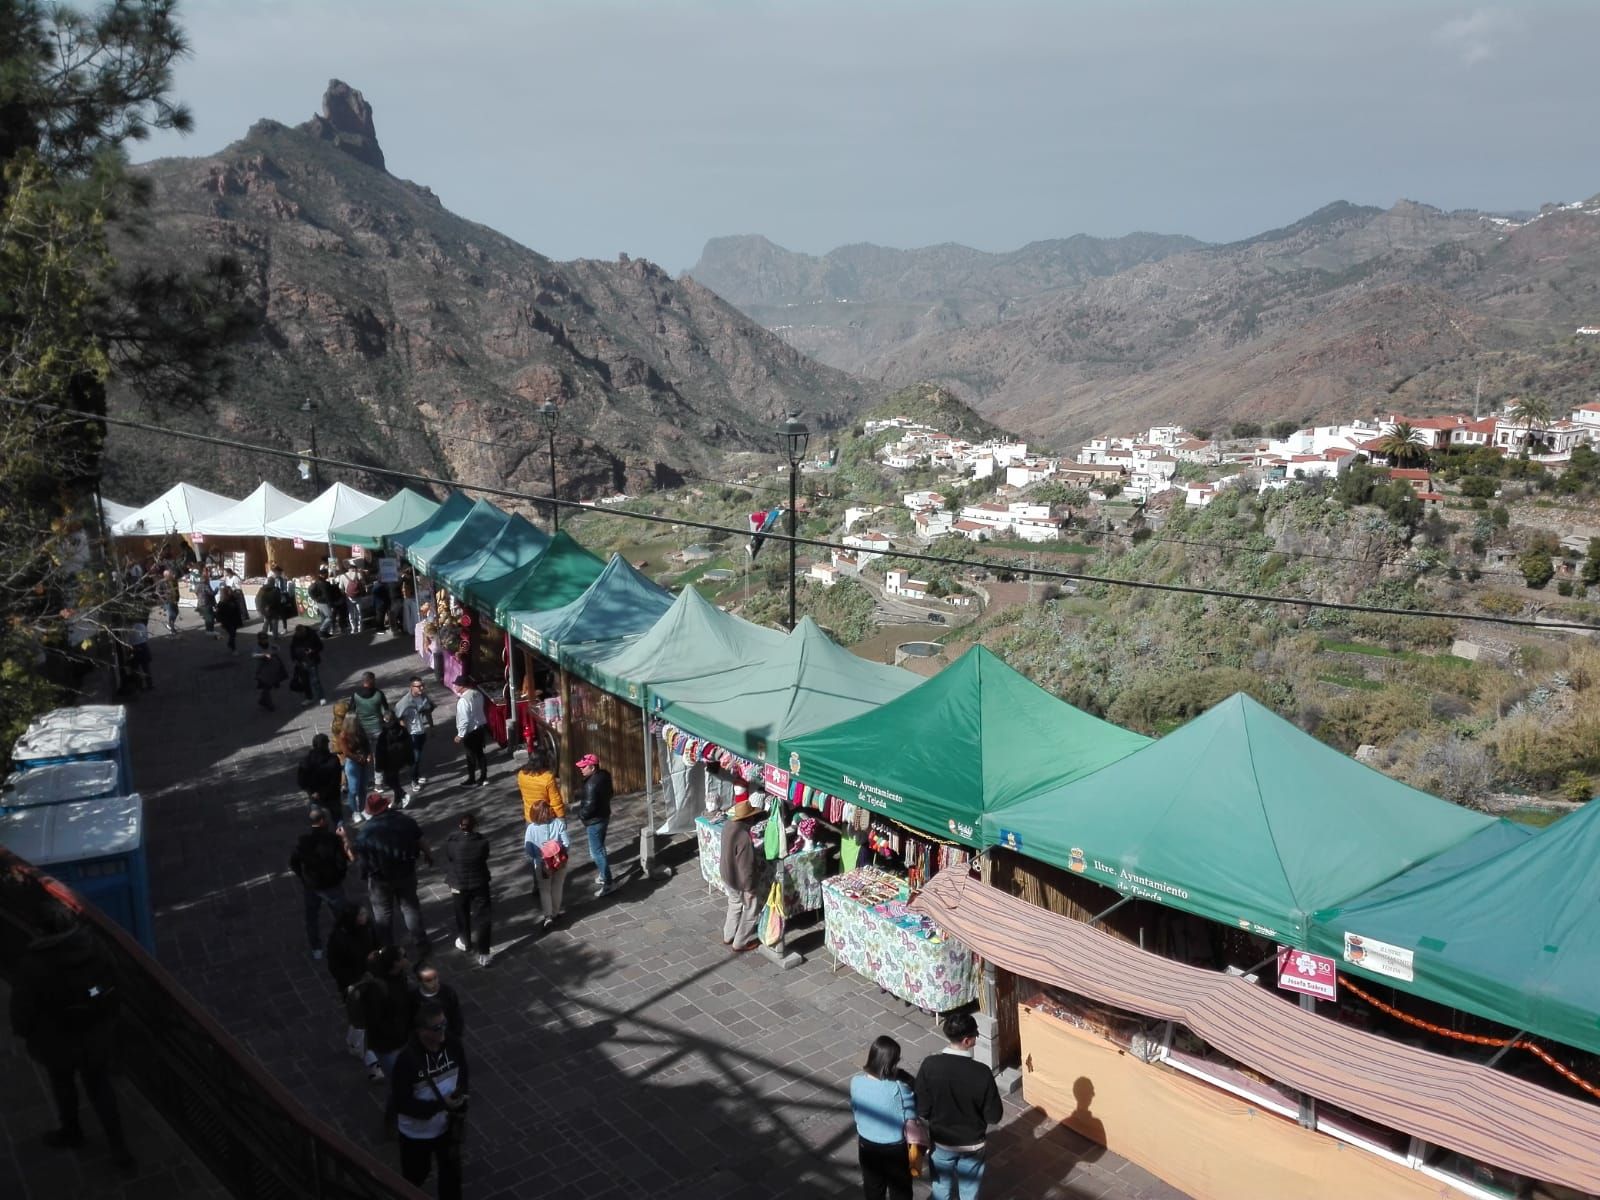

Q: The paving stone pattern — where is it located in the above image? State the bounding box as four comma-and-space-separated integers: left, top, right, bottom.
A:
94, 612, 1190, 1199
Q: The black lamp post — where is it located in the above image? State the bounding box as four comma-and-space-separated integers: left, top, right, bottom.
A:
300, 398, 321, 494
540, 401, 559, 531
778, 413, 810, 630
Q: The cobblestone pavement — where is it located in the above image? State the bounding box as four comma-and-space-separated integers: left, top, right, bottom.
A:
105, 611, 1189, 1200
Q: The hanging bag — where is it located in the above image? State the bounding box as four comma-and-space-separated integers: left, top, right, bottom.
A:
763, 802, 786, 861
758, 880, 785, 947
540, 838, 568, 874
902, 1088, 930, 1178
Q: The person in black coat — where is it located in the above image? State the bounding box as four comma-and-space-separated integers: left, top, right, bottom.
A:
327, 906, 378, 1058
376, 710, 414, 807
288, 806, 350, 957
298, 733, 345, 824
7, 903, 135, 1169
387, 1000, 469, 1200
576, 753, 615, 895
352, 946, 415, 1083
442, 812, 492, 965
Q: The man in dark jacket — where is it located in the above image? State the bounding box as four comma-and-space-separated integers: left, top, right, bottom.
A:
576, 752, 615, 896
413, 965, 464, 1039
309, 569, 337, 636
354, 792, 433, 958
353, 946, 415, 1082
376, 710, 415, 807
914, 1012, 1004, 1200
387, 1000, 469, 1200
297, 734, 345, 823
8, 903, 135, 1169
349, 671, 391, 748
442, 812, 492, 966
253, 631, 288, 711
718, 790, 761, 951
289, 806, 350, 958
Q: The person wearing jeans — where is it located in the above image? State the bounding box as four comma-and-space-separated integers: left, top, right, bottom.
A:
354, 793, 433, 958
914, 1012, 1003, 1200
394, 677, 436, 788
288, 806, 349, 958
576, 753, 614, 895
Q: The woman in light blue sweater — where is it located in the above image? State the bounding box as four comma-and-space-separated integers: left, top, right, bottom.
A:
849, 1035, 917, 1200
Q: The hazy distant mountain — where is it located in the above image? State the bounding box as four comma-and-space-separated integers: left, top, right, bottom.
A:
104, 81, 875, 501
695, 197, 1600, 444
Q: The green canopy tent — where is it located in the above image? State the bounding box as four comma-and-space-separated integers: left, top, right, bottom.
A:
785, 646, 1151, 847
408, 499, 507, 577
650, 617, 918, 765
511, 554, 674, 662
583, 586, 785, 703
478, 531, 605, 628
979, 693, 1497, 946
437, 513, 550, 605
1308, 807, 1600, 1055
328, 488, 440, 550
390, 491, 474, 562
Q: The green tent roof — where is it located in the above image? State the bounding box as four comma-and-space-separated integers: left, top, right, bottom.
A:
651, 617, 919, 765
439, 514, 550, 604
510, 554, 673, 661
479, 531, 604, 629
980, 693, 1496, 945
1309, 810, 1600, 1054
391, 492, 474, 559
409, 499, 507, 576
328, 488, 440, 549
582, 587, 785, 703
785, 646, 1151, 847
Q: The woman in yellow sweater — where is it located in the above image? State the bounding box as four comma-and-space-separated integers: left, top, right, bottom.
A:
518, 751, 563, 821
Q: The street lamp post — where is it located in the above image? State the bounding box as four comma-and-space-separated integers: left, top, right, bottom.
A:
540, 401, 559, 531
778, 414, 810, 630
299, 398, 321, 494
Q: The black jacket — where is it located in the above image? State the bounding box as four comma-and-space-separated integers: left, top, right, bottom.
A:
442, 829, 491, 892
354, 970, 415, 1054
8, 923, 119, 1069
289, 828, 348, 890
354, 810, 425, 881
297, 747, 343, 803
579, 767, 614, 824
914, 1051, 1003, 1148
412, 983, 464, 1039
376, 722, 412, 775
386, 1035, 470, 1125
326, 919, 378, 993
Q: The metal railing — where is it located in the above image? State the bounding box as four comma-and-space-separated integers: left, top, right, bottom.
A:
0, 847, 422, 1200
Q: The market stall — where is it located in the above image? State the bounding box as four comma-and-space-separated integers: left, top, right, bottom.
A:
823, 866, 980, 1014
265, 481, 384, 557
440, 513, 550, 608
694, 811, 831, 914
192, 481, 308, 580
109, 481, 236, 564
328, 487, 439, 551
980, 693, 1499, 947
405, 497, 508, 578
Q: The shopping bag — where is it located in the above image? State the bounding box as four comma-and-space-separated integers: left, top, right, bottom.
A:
763, 803, 786, 860
905, 1117, 930, 1178
758, 881, 785, 947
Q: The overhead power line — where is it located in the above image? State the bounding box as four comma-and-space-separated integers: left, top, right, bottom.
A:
17, 396, 1600, 634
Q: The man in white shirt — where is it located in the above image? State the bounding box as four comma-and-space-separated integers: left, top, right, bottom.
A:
452, 679, 489, 789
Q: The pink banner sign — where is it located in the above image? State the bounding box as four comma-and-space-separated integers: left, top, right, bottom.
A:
1277, 946, 1337, 1001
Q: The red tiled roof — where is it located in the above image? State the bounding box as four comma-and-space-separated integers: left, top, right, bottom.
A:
953, 520, 986, 532
1389, 468, 1431, 480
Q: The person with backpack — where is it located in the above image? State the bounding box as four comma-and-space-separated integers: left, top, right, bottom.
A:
523, 797, 570, 931
343, 565, 366, 634
289, 806, 350, 959
253, 631, 289, 711
8, 902, 136, 1171
351, 946, 415, 1083
327, 906, 378, 1061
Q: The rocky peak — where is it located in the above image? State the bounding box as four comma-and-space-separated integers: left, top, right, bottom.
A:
299, 79, 385, 172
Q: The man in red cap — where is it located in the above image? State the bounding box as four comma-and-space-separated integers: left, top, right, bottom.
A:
576, 753, 615, 896
353, 791, 434, 959
719, 789, 761, 951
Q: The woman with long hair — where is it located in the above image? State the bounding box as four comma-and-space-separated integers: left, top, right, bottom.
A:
850, 1035, 917, 1200
340, 714, 374, 822
517, 750, 564, 821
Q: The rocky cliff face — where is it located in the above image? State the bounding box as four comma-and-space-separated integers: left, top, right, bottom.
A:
104, 82, 874, 502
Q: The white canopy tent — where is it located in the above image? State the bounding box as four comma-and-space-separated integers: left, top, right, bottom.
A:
193, 482, 304, 537
110, 483, 236, 537
265, 483, 384, 545
99, 499, 138, 529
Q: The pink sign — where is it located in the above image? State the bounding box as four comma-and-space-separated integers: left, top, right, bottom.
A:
292, 537, 306, 549
1277, 946, 1337, 1001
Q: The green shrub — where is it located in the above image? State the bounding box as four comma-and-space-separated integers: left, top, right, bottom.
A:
1477, 591, 1524, 616
1520, 550, 1554, 590
1560, 771, 1593, 804
1558, 579, 1575, 596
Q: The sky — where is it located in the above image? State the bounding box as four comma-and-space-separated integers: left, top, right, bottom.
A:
133, 0, 1600, 273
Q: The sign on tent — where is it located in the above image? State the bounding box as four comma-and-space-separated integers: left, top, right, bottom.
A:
1276, 946, 1337, 1001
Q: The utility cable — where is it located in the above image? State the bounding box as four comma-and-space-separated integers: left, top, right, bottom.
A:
17, 396, 1600, 634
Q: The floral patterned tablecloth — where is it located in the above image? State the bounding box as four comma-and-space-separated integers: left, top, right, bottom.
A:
822, 876, 980, 1014
695, 815, 830, 914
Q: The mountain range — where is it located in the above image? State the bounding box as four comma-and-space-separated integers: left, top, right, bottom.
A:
688, 196, 1600, 445
104, 81, 873, 501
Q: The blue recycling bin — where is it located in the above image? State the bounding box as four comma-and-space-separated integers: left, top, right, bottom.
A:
10, 705, 134, 795
1, 760, 121, 813
0, 794, 154, 953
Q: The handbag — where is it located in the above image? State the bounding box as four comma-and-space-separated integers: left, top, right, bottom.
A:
758, 880, 785, 947
763, 803, 786, 861
904, 1115, 930, 1178
540, 838, 568, 873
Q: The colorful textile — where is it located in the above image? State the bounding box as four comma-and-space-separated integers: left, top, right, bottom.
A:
823, 872, 980, 1014
695, 815, 829, 914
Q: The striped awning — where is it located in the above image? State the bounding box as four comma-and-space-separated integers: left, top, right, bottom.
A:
912, 870, 1600, 1194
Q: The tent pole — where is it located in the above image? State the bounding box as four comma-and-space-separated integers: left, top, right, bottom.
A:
507, 638, 520, 759
1087, 895, 1132, 926
1484, 1032, 1525, 1068
639, 706, 672, 880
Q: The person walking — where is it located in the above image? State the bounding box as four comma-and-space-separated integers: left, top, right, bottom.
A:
523, 798, 570, 931
914, 1013, 1004, 1200
452, 678, 489, 788
155, 568, 179, 635
289, 806, 350, 959
258, 564, 286, 637
371, 576, 391, 635
298, 733, 346, 824
342, 565, 366, 634
7, 902, 136, 1171
216, 582, 244, 654
253, 631, 288, 711
393, 676, 436, 791
327, 906, 379, 1060
377, 710, 415, 807
194, 567, 216, 637
340, 716, 376, 820
852, 1036, 918, 1200
309, 568, 337, 637
442, 813, 492, 967
352, 946, 415, 1082
289, 623, 327, 706
349, 671, 391, 748
127, 619, 154, 692
387, 1000, 469, 1200
576, 753, 615, 896
354, 792, 433, 959
518, 751, 564, 820
413, 965, 464, 1040
719, 790, 761, 951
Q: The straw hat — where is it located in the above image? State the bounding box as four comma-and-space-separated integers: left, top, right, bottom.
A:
728, 787, 757, 821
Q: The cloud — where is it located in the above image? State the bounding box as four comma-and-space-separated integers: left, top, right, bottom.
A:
1432, 8, 1521, 66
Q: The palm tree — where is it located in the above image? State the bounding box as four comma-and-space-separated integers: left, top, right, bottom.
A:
1376, 422, 1429, 467
1510, 396, 1553, 458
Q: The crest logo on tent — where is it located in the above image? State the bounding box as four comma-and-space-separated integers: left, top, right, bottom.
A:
1067, 847, 1086, 874
788, 752, 801, 773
